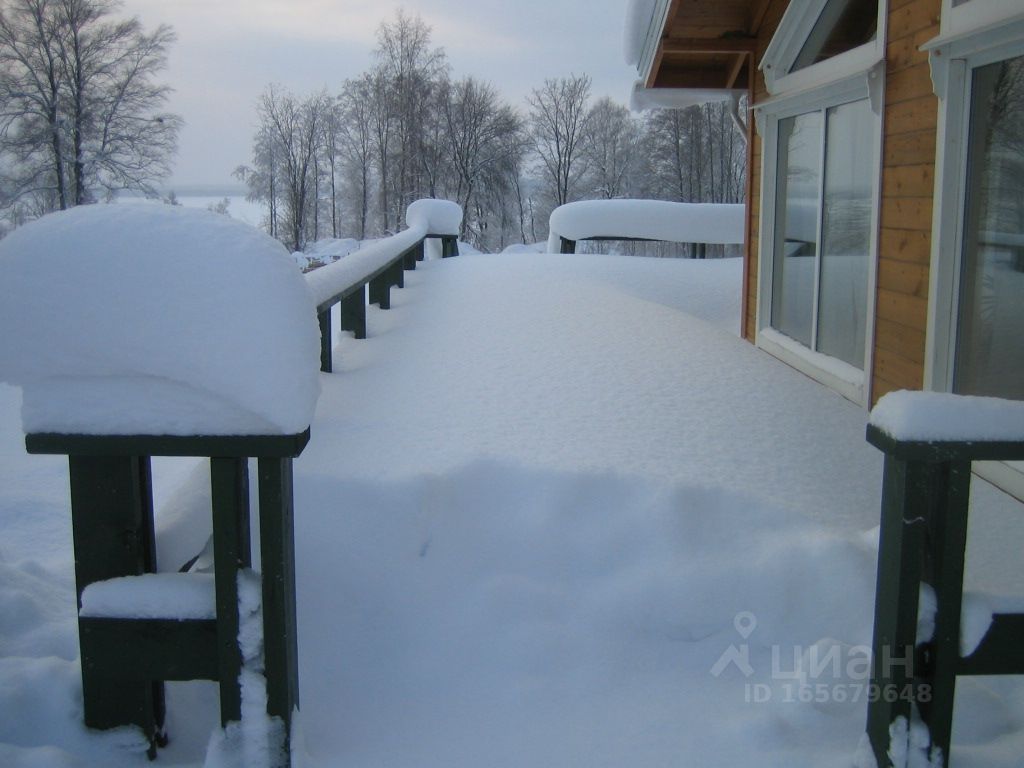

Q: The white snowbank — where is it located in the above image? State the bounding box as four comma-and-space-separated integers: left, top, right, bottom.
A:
405, 199, 462, 236
870, 390, 1024, 443
80, 573, 215, 620
0, 204, 320, 436
547, 199, 745, 252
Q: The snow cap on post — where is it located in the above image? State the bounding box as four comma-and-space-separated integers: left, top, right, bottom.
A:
0, 204, 321, 436
405, 199, 462, 236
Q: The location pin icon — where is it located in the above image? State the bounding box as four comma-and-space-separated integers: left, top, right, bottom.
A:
734, 612, 757, 639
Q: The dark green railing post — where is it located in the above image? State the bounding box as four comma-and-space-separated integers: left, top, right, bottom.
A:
441, 236, 459, 258
258, 458, 299, 748
865, 454, 928, 764
210, 457, 251, 726
368, 273, 389, 309
340, 287, 366, 340
318, 310, 332, 373
392, 258, 404, 290
559, 237, 576, 254
414, 240, 425, 262
69, 455, 164, 746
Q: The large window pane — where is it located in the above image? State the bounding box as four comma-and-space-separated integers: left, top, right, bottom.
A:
954, 54, 1024, 400
816, 99, 873, 369
772, 112, 822, 348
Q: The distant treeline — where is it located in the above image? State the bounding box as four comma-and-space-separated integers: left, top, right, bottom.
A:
239, 10, 747, 254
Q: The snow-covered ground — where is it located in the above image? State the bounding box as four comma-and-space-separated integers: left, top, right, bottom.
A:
1, 253, 1023, 766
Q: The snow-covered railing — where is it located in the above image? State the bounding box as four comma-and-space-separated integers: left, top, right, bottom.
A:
0, 204, 321, 763
306, 199, 461, 372
863, 391, 1024, 767
546, 199, 745, 257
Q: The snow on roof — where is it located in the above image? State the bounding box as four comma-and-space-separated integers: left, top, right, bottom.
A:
630, 81, 745, 111
0, 204, 320, 436
405, 199, 462, 236
870, 390, 1024, 443
623, 0, 661, 67
547, 199, 745, 252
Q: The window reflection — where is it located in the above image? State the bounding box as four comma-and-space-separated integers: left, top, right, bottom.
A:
955, 55, 1024, 400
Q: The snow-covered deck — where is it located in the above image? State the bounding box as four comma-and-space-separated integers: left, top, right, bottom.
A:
2, 253, 1023, 766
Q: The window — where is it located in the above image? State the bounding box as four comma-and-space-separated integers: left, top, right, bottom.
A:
755, 0, 885, 404
926, 15, 1024, 497
760, 0, 885, 96
953, 55, 1024, 400
792, 0, 879, 71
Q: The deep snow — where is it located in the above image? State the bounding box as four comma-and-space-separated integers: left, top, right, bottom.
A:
1, 252, 1023, 767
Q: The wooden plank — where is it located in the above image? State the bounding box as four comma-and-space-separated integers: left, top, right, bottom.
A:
881, 196, 934, 232
883, 129, 937, 168
878, 259, 930, 299
888, 0, 942, 40
871, 375, 904, 403
875, 317, 927, 365
873, 345, 926, 387
885, 97, 938, 137
879, 228, 932, 265
882, 164, 935, 199
886, 26, 939, 73
886, 63, 936, 106
26, 429, 310, 458
877, 288, 929, 332
662, 37, 757, 54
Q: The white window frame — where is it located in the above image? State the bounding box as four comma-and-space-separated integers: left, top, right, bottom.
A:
760, 0, 887, 96
754, 61, 885, 407
924, 14, 1024, 499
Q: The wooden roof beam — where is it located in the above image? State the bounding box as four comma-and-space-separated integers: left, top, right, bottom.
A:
660, 37, 758, 55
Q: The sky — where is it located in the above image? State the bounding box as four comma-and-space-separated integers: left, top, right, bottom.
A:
117, 0, 642, 189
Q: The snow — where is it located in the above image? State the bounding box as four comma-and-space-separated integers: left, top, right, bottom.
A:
404, 198, 462, 236
623, 0, 660, 67
630, 81, 745, 111
0, 204, 320, 436
304, 226, 424, 307
870, 390, 1024, 443
80, 573, 215, 620
547, 199, 745, 252
1, 250, 1023, 766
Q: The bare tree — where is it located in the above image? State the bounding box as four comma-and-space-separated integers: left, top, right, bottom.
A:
338, 75, 375, 239
581, 97, 641, 199
527, 73, 592, 207
0, 0, 179, 227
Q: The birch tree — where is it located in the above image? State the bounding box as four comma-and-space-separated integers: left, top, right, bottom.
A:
527, 73, 591, 207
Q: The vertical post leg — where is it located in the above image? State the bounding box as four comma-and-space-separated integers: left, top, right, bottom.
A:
69, 455, 162, 742
559, 237, 575, 254
211, 457, 251, 726
369, 275, 390, 310
341, 287, 367, 340
866, 455, 928, 766
392, 259, 404, 289
919, 460, 972, 761
258, 458, 299, 756
415, 240, 425, 262
318, 310, 332, 373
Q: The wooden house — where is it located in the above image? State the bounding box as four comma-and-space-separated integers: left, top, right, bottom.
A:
632, 0, 1024, 498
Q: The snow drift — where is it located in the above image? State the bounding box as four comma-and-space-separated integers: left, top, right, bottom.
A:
0, 204, 320, 435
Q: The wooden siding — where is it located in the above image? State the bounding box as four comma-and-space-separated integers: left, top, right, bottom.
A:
744, 0, 942, 404
873, 0, 941, 403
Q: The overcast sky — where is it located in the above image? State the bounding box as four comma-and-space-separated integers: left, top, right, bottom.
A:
117, 0, 640, 189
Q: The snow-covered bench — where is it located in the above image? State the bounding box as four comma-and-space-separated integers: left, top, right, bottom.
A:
304, 199, 462, 372
546, 199, 745, 256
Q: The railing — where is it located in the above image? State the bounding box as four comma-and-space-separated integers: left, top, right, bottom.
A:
546, 199, 745, 257
864, 392, 1024, 767
305, 228, 459, 372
